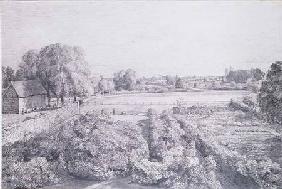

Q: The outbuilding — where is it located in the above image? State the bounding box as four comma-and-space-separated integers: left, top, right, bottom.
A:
2, 80, 48, 114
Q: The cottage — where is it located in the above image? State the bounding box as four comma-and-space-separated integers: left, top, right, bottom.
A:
2, 80, 48, 114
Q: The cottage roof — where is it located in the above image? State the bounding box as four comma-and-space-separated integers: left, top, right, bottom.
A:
10, 80, 47, 97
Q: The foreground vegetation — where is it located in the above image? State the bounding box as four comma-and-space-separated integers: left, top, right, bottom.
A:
2, 100, 281, 189
2, 45, 281, 188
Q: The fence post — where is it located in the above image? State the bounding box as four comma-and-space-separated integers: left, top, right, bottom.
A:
77, 100, 80, 114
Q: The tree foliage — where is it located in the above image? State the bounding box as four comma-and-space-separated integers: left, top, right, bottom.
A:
98, 76, 114, 94
15, 43, 92, 101
165, 75, 176, 86
113, 69, 136, 91
251, 68, 265, 81
226, 70, 252, 83
16, 50, 39, 80
226, 68, 264, 83
258, 61, 282, 124
175, 77, 184, 88
2, 66, 16, 89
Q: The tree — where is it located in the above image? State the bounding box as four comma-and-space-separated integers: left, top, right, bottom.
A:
258, 61, 282, 124
37, 43, 91, 102
165, 75, 176, 86
16, 43, 91, 104
98, 76, 114, 94
226, 70, 252, 83
175, 77, 184, 88
113, 69, 136, 91
251, 68, 265, 81
15, 69, 25, 81
14, 50, 39, 81
226, 68, 264, 83
2, 66, 15, 88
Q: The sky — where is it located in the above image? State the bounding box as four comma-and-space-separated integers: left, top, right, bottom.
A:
1, 1, 282, 77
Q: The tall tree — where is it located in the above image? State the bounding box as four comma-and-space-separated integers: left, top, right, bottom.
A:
15, 50, 39, 80
113, 69, 136, 91
98, 76, 114, 94
251, 68, 265, 81
175, 77, 184, 88
258, 61, 282, 124
226, 68, 264, 83
226, 70, 253, 83
165, 75, 176, 86
16, 43, 91, 104
2, 66, 15, 88
37, 43, 91, 103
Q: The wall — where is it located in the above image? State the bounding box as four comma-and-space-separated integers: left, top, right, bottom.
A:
2, 97, 19, 114
19, 94, 47, 112
2, 86, 19, 114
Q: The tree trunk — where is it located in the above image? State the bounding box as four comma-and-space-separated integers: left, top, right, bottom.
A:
60, 95, 64, 105
46, 83, 51, 106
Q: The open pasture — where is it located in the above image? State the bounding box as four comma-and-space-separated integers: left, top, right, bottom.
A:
92, 90, 250, 114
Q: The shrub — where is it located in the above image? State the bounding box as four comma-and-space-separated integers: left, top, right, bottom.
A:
61, 114, 148, 180
236, 158, 282, 189
7, 157, 60, 189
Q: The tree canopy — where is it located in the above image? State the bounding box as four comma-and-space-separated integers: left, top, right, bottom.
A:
98, 76, 114, 94
16, 43, 92, 101
165, 75, 176, 86
175, 77, 184, 88
226, 68, 264, 83
258, 61, 282, 124
2, 66, 16, 89
113, 69, 136, 91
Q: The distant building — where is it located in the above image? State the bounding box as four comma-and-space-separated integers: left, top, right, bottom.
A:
2, 80, 48, 114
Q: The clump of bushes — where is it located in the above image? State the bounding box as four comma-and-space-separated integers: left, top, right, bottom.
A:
130, 109, 223, 188
4, 157, 60, 189
229, 99, 254, 113
236, 158, 282, 189
228, 95, 259, 117
2, 112, 148, 188
3, 107, 281, 189
59, 113, 148, 180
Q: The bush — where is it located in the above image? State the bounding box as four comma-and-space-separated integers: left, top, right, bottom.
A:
7, 157, 60, 189
60, 114, 148, 180
236, 158, 282, 189
229, 99, 253, 113
2, 113, 148, 188
131, 110, 224, 188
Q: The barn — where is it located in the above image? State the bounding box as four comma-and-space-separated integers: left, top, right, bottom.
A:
2, 80, 48, 114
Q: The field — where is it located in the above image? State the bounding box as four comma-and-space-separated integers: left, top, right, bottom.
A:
2, 90, 281, 189
84, 90, 281, 188
3, 90, 249, 143
89, 90, 251, 117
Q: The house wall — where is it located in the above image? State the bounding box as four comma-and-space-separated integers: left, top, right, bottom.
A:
2, 86, 19, 114
2, 97, 19, 114
49, 97, 58, 107
19, 94, 48, 112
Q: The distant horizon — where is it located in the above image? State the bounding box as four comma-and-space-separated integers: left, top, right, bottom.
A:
1, 41, 277, 78
1, 40, 279, 78
2, 1, 282, 77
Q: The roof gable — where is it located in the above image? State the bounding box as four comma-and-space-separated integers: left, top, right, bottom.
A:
3, 85, 18, 98
10, 80, 47, 97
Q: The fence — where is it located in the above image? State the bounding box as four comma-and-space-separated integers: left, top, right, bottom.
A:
91, 101, 229, 106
